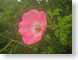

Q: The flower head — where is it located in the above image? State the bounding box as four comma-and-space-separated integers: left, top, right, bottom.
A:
18, 9, 47, 45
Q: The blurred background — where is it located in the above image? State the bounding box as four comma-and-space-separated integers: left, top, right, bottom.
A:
0, 0, 72, 54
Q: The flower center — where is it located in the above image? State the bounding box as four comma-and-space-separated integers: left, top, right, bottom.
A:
32, 22, 41, 33
35, 24, 41, 33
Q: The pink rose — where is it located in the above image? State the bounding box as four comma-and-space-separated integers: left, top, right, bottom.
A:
18, 9, 47, 45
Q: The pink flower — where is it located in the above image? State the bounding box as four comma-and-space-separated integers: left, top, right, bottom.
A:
18, 9, 47, 45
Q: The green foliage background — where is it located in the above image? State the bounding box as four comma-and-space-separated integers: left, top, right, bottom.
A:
0, 0, 72, 54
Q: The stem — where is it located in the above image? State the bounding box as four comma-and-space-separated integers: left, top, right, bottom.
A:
0, 40, 12, 53
0, 34, 23, 46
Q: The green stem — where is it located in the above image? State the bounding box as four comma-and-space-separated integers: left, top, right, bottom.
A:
0, 40, 12, 53
0, 34, 23, 46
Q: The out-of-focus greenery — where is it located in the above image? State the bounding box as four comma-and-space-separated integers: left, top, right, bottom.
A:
0, 0, 72, 54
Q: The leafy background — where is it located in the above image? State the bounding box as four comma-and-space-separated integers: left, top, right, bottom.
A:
0, 0, 72, 54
